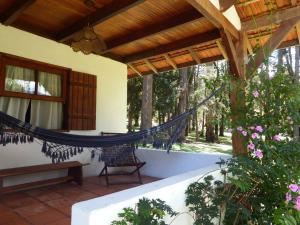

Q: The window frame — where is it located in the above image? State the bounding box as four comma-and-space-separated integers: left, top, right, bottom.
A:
0, 53, 69, 103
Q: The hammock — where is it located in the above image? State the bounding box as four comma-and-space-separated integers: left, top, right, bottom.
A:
0, 85, 223, 163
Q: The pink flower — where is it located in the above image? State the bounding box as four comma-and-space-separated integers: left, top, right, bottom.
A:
253, 90, 259, 98
295, 196, 300, 211
228, 128, 233, 133
254, 149, 263, 159
242, 131, 247, 136
286, 192, 292, 202
251, 133, 259, 139
289, 184, 299, 192
249, 126, 255, 130
273, 135, 281, 142
237, 126, 243, 132
255, 125, 263, 133
247, 142, 255, 150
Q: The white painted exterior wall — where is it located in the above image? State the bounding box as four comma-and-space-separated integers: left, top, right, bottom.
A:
72, 165, 225, 225
0, 25, 127, 185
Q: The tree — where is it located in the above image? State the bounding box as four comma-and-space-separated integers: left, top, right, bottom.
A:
141, 74, 153, 130
127, 76, 142, 131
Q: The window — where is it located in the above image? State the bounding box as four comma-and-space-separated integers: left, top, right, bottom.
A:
0, 54, 67, 130
0, 53, 97, 131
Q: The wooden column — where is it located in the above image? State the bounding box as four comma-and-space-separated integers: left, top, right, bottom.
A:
221, 30, 248, 155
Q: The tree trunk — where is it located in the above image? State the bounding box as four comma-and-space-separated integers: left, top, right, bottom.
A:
206, 109, 215, 142
294, 46, 300, 140
178, 67, 189, 141
128, 110, 133, 132
141, 74, 153, 130
219, 114, 225, 136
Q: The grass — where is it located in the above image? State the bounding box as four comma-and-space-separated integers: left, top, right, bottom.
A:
172, 132, 232, 155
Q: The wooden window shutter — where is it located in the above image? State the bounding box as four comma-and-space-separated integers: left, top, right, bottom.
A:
67, 71, 96, 130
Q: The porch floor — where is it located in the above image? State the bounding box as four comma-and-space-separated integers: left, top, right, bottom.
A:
0, 175, 159, 225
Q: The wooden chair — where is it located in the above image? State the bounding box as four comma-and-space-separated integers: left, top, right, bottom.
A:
98, 132, 146, 186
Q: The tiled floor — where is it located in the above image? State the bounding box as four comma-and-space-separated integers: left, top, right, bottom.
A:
0, 175, 159, 225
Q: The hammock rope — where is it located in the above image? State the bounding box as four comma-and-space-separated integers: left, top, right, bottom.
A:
0, 85, 224, 163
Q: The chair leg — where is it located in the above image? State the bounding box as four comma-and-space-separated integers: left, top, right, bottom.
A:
99, 167, 106, 177
136, 166, 142, 184
105, 166, 109, 186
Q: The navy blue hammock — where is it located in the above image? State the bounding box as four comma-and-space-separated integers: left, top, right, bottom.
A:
0, 86, 223, 164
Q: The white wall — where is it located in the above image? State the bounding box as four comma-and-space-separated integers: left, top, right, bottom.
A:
136, 148, 230, 178
0, 24, 127, 184
72, 165, 224, 225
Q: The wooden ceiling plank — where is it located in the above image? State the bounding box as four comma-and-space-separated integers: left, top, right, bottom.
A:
0, 0, 36, 25
242, 5, 300, 31
145, 59, 158, 74
164, 54, 178, 70
185, 0, 239, 40
102, 9, 203, 54
216, 39, 228, 59
57, 0, 145, 42
128, 63, 142, 77
188, 47, 201, 64
247, 17, 300, 72
291, 0, 298, 5
123, 29, 220, 63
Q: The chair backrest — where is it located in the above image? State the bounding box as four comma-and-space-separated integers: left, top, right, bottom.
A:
100, 132, 137, 166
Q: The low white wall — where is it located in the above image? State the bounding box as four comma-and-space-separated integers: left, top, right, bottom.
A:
72, 165, 224, 225
136, 148, 230, 178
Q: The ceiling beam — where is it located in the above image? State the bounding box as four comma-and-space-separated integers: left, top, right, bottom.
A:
246, 34, 253, 54
0, 0, 36, 25
102, 9, 203, 54
220, 29, 241, 77
57, 0, 145, 42
123, 29, 220, 63
247, 17, 300, 73
296, 23, 300, 44
164, 54, 178, 70
291, 0, 298, 5
185, 0, 239, 40
219, 0, 260, 12
128, 63, 142, 77
128, 55, 224, 77
242, 5, 300, 31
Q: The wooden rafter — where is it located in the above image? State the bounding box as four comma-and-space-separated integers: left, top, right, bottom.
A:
123, 29, 220, 63
242, 5, 300, 31
247, 17, 300, 72
0, 0, 36, 25
128, 63, 142, 77
188, 47, 201, 64
185, 0, 239, 40
144, 59, 158, 74
219, 0, 260, 12
57, 0, 145, 42
164, 54, 177, 70
102, 9, 203, 54
216, 40, 228, 59
296, 23, 300, 44
291, 0, 298, 5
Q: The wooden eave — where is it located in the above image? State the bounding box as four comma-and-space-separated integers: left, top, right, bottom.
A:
0, 0, 299, 77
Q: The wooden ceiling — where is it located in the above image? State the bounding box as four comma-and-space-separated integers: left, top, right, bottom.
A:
0, 0, 299, 77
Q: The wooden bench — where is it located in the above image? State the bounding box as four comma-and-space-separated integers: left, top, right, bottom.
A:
0, 161, 83, 195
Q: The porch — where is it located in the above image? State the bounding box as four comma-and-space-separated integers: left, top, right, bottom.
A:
0, 175, 158, 225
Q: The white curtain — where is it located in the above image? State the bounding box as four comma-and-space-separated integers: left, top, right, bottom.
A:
5, 65, 35, 94
30, 100, 63, 129
38, 72, 62, 97
0, 97, 29, 121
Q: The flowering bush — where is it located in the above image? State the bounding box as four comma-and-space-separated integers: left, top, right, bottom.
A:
186, 66, 300, 224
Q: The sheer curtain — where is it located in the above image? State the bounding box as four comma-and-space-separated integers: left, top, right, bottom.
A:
5, 65, 35, 94
0, 97, 29, 121
30, 100, 63, 129
38, 71, 62, 97
0, 65, 33, 120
